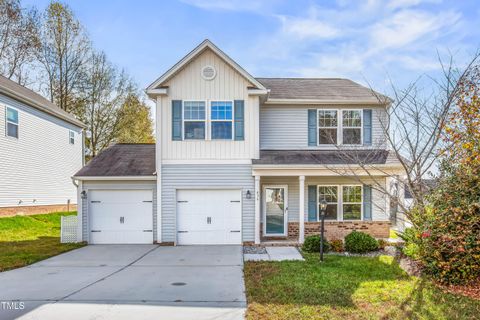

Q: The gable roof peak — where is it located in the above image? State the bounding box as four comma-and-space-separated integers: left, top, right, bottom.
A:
146, 39, 266, 93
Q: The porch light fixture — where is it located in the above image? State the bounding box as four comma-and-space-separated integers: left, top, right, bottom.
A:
319, 199, 328, 262
81, 190, 87, 199
246, 190, 252, 199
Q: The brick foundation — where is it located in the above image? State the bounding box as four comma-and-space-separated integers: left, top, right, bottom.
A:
0, 204, 77, 217
288, 221, 390, 240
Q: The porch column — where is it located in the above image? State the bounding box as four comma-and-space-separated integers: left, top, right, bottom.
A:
299, 175, 305, 243
254, 175, 261, 244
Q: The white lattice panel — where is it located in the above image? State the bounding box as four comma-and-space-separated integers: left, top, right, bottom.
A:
61, 215, 78, 243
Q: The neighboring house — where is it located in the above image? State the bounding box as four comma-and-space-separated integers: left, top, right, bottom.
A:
73, 40, 404, 245
0, 75, 84, 216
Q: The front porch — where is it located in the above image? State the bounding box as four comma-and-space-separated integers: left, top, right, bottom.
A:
252, 173, 394, 245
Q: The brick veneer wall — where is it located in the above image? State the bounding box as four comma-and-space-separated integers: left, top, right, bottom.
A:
0, 204, 77, 217
288, 221, 390, 239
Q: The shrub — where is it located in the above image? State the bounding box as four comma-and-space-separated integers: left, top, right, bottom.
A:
330, 239, 344, 252
377, 239, 388, 250
302, 235, 330, 253
344, 231, 379, 253
403, 242, 420, 260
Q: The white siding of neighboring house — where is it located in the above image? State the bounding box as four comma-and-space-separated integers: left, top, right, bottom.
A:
0, 93, 83, 208
259, 105, 388, 150
158, 49, 260, 162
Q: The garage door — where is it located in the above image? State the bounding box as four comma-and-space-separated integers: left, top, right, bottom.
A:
176, 189, 242, 245
89, 190, 153, 244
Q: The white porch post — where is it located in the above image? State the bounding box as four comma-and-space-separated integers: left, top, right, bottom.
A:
299, 175, 305, 244
254, 175, 261, 244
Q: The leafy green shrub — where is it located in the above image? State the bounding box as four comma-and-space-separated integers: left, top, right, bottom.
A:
330, 239, 344, 252
302, 235, 330, 253
403, 242, 420, 260
344, 231, 379, 253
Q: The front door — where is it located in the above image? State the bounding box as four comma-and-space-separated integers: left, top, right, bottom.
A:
263, 186, 288, 236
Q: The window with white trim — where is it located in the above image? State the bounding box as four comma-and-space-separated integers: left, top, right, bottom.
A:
318, 110, 338, 145
183, 101, 206, 139
317, 186, 338, 220
6, 107, 18, 138
342, 110, 362, 145
210, 101, 233, 140
69, 130, 75, 144
342, 185, 362, 220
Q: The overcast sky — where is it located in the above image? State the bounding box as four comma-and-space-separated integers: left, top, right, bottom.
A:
24, 0, 480, 95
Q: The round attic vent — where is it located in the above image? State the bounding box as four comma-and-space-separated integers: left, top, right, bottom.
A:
201, 65, 216, 80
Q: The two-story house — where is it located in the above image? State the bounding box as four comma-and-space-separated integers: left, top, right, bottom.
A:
73, 40, 404, 245
0, 75, 84, 216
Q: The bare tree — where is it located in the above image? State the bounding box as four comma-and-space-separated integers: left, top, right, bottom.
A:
75, 50, 134, 158
0, 0, 40, 85
328, 53, 480, 229
38, 1, 90, 112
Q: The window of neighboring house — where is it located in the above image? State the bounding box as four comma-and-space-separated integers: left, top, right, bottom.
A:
342, 185, 362, 220
318, 110, 338, 145
317, 186, 338, 220
69, 130, 75, 144
210, 101, 233, 140
6, 107, 19, 138
342, 110, 362, 145
183, 101, 206, 139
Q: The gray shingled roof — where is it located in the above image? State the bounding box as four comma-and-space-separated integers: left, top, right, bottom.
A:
253, 150, 396, 165
75, 144, 156, 177
0, 75, 84, 127
256, 78, 388, 103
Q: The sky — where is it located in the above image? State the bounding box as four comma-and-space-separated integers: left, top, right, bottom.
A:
23, 0, 480, 96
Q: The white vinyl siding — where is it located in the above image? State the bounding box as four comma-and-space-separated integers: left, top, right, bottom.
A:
260, 105, 387, 150
158, 49, 259, 161
0, 94, 83, 208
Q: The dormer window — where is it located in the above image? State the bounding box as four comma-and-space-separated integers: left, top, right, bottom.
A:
183, 101, 206, 140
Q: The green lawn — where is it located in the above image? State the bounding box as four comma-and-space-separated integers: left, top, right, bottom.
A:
244, 252, 480, 320
0, 212, 85, 272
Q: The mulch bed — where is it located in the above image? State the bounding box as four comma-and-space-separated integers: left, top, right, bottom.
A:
437, 281, 480, 300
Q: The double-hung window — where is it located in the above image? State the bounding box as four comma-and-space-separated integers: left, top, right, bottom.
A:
342, 110, 362, 144
183, 101, 206, 140
318, 110, 338, 145
210, 101, 233, 140
317, 185, 363, 221
317, 186, 338, 220
6, 107, 19, 138
69, 130, 75, 144
342, 186, 362, 220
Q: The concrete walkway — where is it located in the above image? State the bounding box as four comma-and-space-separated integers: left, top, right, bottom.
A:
244, 246, 304, 261
0, 245, 245, 320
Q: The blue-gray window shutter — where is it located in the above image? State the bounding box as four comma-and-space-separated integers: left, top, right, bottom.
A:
308, 185, 317, 221
234, 100, 244, 141
172, 100, 182, 141
363, 109, 372, 145
363, 184, 372, 220
308, 109, 317, 146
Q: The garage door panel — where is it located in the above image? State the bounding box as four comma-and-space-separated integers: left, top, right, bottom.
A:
176, 189, 242, 245
89, 190, 153, 244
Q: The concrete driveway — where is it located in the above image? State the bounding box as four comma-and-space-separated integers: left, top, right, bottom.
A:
0, 245, 245, 320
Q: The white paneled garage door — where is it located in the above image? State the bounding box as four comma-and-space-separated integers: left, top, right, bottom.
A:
176, 189, 242, 245
89, 190, 153, 244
